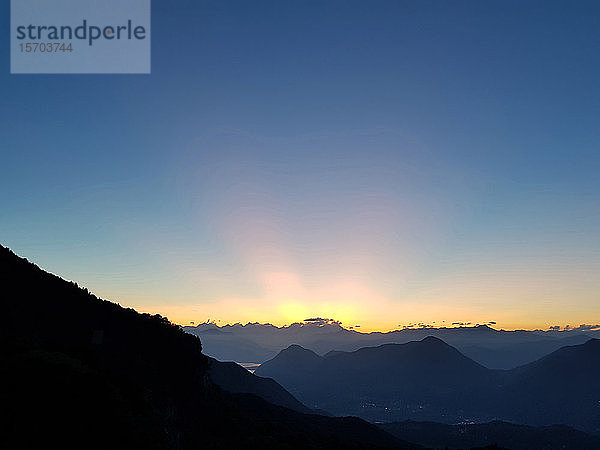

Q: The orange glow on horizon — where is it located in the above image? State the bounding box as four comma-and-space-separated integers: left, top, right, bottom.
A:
126, 299, 596, 334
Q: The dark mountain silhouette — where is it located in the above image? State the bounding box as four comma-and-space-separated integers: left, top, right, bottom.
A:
457, 333, 592, 369
494, 338, 600, 432
260, 344, 323, 373
0, 245, 415, 449
380, 420, 600, 450
206, 356, 313, 414
255, 338, 600, 432
261, 336, 491, 388
185, 321, 592, 369
256, 337, 496, 420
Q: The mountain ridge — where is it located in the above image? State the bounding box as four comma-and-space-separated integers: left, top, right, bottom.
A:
185, 320, 595, 369
255, 336, 600, 432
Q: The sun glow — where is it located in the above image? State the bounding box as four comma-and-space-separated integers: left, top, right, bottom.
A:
278, 302, 310, 323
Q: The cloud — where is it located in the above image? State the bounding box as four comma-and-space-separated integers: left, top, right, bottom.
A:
400, 322, 436, 329
572, 324, 600, 332
398, 320, 496, 330
546, 324, 600, 332
303, 318, 342, 326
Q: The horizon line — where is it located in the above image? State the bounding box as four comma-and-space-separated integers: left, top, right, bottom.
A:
177, 319, 600, 334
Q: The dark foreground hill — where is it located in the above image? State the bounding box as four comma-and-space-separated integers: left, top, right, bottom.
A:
255, 338, 600, 432
0, 245, 413, 450
206, 356, 313, 414
380, 420, 600, 450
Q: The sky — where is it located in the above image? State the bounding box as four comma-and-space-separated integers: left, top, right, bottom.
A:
1, 0, 599, 332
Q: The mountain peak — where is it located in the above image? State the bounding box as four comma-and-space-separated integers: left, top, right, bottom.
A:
255, 344, 323, 378
280, 344, 321, 360
420, 336, 448, 345
286, 344, 308, 351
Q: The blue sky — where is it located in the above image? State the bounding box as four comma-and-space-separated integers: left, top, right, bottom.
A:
1, 0, 599, 330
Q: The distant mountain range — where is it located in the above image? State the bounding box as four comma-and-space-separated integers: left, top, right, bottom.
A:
254, 337, 600, 433
0, 245, 414, 449
184, 320, 596, 369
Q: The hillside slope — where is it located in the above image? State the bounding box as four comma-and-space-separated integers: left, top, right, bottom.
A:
0, 245, 413, 449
